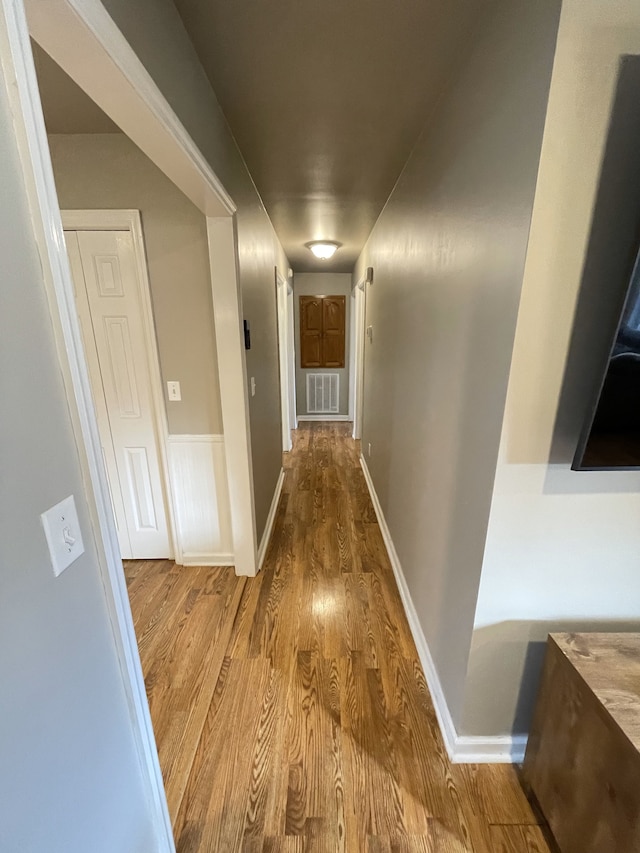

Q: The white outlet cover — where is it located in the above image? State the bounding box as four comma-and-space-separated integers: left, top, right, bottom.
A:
41, 495, 85, 577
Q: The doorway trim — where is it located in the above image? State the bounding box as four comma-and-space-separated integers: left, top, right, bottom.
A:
24, 0, 260, 567
207, 216, 258, 576
276, 269, 293, 452
286, 273, 298, 433
349, 273, 367, 439
61, 208, 179, 562
24, 0, 257, 574
24, 0, 235, 218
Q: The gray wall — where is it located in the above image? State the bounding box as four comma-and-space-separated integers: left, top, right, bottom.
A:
96, 0, 290, 539
48, 132, 222, 435
353, 0, 560, 729
0, 78, 155, 853
294, 273, 351, 416
463, 0, 640, 738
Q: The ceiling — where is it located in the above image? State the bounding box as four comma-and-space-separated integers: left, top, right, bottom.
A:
33, 1, 488, 272
172, 0, 486, 272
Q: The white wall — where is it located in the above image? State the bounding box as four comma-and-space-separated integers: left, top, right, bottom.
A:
463, 0, 640, 737
353, 0, 561, 730
48, 132, 222, 435
294, 273, 351, 416
0, 70, 155, 853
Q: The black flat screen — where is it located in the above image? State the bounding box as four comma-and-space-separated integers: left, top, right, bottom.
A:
574, 245, 640, 469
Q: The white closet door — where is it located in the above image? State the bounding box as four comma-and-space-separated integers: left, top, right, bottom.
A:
66, 229, 170, 559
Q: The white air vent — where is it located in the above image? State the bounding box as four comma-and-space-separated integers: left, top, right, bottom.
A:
306, 373, 339, 414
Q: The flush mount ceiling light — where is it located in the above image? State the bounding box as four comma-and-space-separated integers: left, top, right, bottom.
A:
306, 240, 341, 260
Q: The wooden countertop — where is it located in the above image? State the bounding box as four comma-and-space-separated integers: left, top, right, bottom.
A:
551, 632, 640, 752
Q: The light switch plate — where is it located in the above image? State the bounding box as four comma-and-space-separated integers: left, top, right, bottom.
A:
250, 377, 256, 397
41, 495, 85, 577
167, 380, 181, 401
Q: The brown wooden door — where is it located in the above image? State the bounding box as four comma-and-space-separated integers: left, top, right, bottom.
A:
322, 296, 345, 368
299, 294, 346, 368
300, 296, 323, 367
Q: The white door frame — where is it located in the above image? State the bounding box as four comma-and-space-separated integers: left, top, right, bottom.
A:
207, 216, 257, 574
349, 273, 367, 439
276, 269, 293, 451
62, 209, 179, 562
0, 1, 256, 851
25, 0, 257, 570
24, 0, 258, 571
286, 274, 298, 432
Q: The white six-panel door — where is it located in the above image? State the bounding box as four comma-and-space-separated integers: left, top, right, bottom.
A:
65, 229, 170, 559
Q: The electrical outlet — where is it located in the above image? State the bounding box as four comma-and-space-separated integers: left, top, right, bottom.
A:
368, 442, 372, 457
366, 325, 374, 343
41, 495, 85, 577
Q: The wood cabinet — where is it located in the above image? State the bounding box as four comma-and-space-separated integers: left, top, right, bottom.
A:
523, 633, 640, 853
299, 295, 345, 368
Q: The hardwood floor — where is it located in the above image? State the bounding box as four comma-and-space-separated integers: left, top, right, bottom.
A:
125, 423, 552, 852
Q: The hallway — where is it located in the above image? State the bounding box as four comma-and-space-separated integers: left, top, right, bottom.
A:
125, 424, 551, 852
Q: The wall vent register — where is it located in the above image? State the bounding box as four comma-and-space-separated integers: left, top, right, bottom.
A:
307, 373, 339, 414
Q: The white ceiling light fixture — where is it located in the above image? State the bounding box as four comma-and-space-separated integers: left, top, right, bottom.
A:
306, 240, 341, 260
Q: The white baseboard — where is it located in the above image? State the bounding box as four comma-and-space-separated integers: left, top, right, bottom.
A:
359, 454, 526, 764
180, 552, 234, 567
453, 734, 528, 764
297, 414, 352, 422
257, 467, 285, 571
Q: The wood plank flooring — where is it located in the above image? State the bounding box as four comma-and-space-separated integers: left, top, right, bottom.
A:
125, 423, 553, 852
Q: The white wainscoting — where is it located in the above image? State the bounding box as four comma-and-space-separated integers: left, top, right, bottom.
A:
360, 454, 527, 764
167, 435, 234, 566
